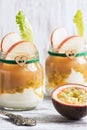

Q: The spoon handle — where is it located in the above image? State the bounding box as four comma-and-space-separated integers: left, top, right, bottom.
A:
0, 110, 36, 126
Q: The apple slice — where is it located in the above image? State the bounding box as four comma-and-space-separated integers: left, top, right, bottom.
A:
57, 36, 85, 53
51, 28, 68, 50
1, 32, 21, 52
6, 41, 38, 60
0, 43, 1, 51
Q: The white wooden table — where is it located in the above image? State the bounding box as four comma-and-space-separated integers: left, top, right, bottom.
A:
0, 96, 87, 130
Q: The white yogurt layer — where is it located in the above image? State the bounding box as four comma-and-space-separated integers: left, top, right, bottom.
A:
0, 87, 43, 109
65, 68, 84, 83
45, 76, 54, 96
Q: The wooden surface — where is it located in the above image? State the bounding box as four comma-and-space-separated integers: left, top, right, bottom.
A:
0, 96, 87, 130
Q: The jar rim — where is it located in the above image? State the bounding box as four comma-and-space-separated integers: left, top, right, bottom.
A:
0, 58, 39, 64
48, 50, 87, 57
0, 51, 39, 65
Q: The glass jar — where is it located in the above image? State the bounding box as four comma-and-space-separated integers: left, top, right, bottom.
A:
45, 49, 87, 96
0, 52, 44, 110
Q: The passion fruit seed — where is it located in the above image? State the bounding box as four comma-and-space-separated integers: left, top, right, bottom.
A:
57, 87, 87, 104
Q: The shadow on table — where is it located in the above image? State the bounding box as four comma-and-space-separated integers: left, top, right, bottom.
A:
36, 114, 87, 126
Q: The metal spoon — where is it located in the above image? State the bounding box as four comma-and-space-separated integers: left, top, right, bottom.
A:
0, 110, 36, 126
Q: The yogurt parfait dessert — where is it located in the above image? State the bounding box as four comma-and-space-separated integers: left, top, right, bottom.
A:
45, 10, 87, 95
0, 11, 44, 110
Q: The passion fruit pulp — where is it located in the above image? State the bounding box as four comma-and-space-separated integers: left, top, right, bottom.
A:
52, 84, 87, 120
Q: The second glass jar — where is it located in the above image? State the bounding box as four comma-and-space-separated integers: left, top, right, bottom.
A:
45, 50, 87, 96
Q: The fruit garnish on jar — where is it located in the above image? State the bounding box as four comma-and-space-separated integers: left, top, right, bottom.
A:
73, 9, 84, 37
50, 9, 85, 54
0, 43, 1, 51
16, 11, 34, 42
0, 11, 38, 62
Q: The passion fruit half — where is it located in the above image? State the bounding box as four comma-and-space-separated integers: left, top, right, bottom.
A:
52, 84, 87, 120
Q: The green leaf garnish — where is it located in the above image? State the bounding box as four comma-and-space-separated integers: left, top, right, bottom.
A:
16, 11, 34, 42
73, 10, 84, 36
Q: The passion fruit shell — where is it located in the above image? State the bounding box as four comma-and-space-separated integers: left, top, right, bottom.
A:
52, 84, 87, 120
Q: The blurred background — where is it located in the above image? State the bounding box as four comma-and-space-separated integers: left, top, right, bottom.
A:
0, 0, 87, 65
